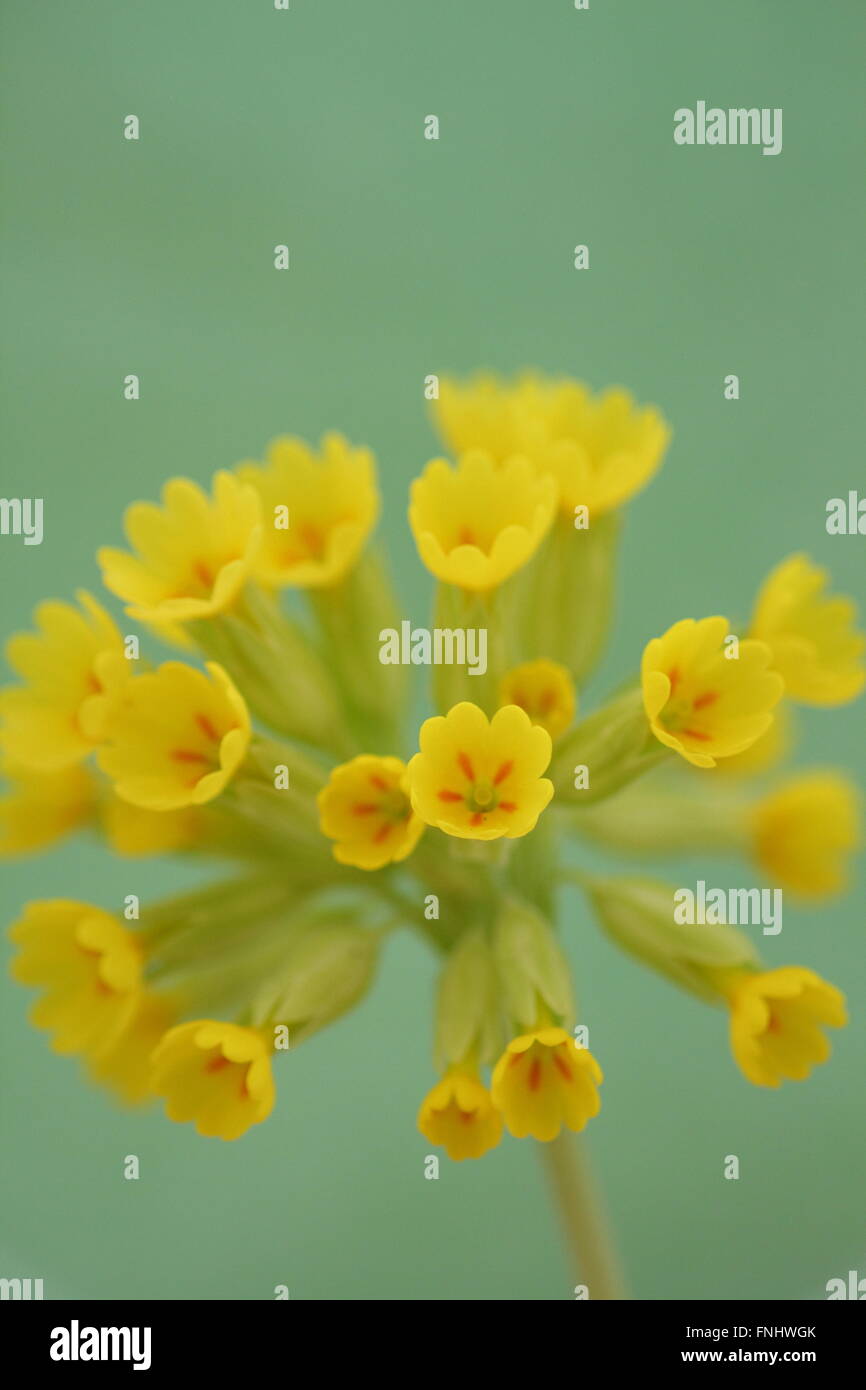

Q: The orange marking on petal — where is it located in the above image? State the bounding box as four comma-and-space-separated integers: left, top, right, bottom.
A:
538, 688, 556, 715
205, 1054, 230, 1074
458, 527, 475, 546
171, 749, 209, 764
554, 1052, 573, 1081
437, 789, 463, 802
352, 802, 378, 815
194, 561, 214, 589
459, 1109, 476, 1125
692, 691, 718, 710
508, 1052, 524, 1069
498, 800, 517, 812
493, 760, 513, 785
470, 811, 485, 826
668, 667, 680, 693
682, 728, 711, 741
373, 822, 393, 843
528, 1058, 542, 1091
369, 774, 389, 791
457, 751, 475, 782
196, 713, 219, 742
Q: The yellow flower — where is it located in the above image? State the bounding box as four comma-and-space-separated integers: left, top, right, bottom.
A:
317, 754, 424, 870
641, 617, 784, 769
407, 702, 553, 840
749, 554, 865, 706
9, 900, 142, 1056
0, 762, 96, 854
491, 1026, 603, 1142
97, 661, 251, 811
751, 772, 861, 898
417, 1066, 503, 1161
499, 659, 576, 739
236, 433, 379, 589
97, 472, 262, 626
101, 788, 203, 856
408, 452, 556, 592
720, 967, 847, 1088
0, 591, 128, 770
87, 993, 176, 1104
432, 373, 670, 516
713, 702, 792, 776
150, 1020, 276, 1140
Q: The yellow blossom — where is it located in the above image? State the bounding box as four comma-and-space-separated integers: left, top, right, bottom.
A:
98, 661, 250, 811
317, 754, 424, 870
150, 1020, 276, 1140
236, 433, 379, 589
641, 616, 784, 768
0, 591, 128, 770
491, 1026, 603, 1142
101, 788, 203, 856
97, 472, 261, 627
87, 993, 176, 1104
749, 554, 865, 706
408, 702, 553, 840
499, 659, 576, 739
713, 702, 792, 776
9, 900, 142, 1056
0, 761, 96, 854
751, 772, 861, 898
432, 373, 670, 516
719, 967, 847, 1088
417, 1066, 503, 1161
408, 452, 556, 592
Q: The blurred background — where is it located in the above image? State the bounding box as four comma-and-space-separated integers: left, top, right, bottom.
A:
1, 0, 863, 1300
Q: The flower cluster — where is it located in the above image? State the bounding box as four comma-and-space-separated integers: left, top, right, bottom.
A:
3, 376, 863, 1157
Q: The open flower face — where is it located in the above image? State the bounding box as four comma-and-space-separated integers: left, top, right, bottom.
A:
98, 472, 262, 626
642, 617, 784, 768
499, 659, 576, 739
408, 452, 557, 592
317, 754, 425, 870
749, 554, 866, 706
432, 374, 670, 517
98, 661, 251, 810
491, 1026, 603, 1141
150, 1021, 276, 1140
236, 433, 380, 589
0, 591, 128, 771
408, 702, 553, 840
722, 967, 847, 1088
752, 772, 861, 898
9, 901, 142, 1057
417, 1067, 503, 1161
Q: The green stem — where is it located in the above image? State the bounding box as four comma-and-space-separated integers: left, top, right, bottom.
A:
539, 1132, 628, 1301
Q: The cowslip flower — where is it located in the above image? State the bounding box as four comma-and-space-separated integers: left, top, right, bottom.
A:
408, 452, 556, 592
431, 373, 670, 517
417, 1066, 503, 1161
0, 591, 128, 770
719, 967, 847, 1088
749, 554, 865, 706
87, 993, 176, 1104
0, 761, 96, 854
100, 790, 204, 857
641, 616, 784, 768
408, 702, 553, 840
751, 771, 861, 898
150, 1020, 276, 1140
491, 1026, 603, 1142
236, 433, 379, 589
317, 754, 424, 870
98, 661, 251, 811
499, 659, 576, 739
9, 901, 142, 1056
98, 472, 261, 627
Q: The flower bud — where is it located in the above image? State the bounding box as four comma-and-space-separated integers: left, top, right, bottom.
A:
492, 896, 574, 1031
551, 685, 669, 805
433, 927, 502, 1070
250, 917, 379, 1046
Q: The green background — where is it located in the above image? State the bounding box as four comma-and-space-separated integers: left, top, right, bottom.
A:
1, 0, 864, 1300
